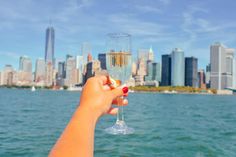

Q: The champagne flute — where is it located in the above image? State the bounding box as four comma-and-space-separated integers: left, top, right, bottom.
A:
105, 33, 134, 135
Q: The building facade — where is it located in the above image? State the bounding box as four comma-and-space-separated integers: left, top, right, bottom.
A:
45, 62, 53, 86
152, 62, 161, 82
98, 53, 106, 70
233, 59, 236, 88
144, 61, 153, 81
84, 60, 101, 84
18, 56, 32, 85
171, 48, 185, 86
19, 56, 32, 73
185, 57, 198, 87
81, 42, 91, 66
198, 69, 206, 89
0, 72, 2, 85
206, 64, 211, 88
148, 46, 154, 61
145, 62, 161, 83
65, 56, 77, 86
76, 55, 83, 84
35, 58, 45, 86
161, 54, 171, 86
2, 65, 17, 86
210, 42, 235, 89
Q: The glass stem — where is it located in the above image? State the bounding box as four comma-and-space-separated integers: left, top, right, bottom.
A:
116, 96, 124, 122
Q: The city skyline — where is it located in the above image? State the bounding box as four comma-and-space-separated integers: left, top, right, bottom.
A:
1, 0, 236, 70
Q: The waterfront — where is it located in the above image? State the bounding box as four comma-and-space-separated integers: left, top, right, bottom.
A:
0, 88, 236, 157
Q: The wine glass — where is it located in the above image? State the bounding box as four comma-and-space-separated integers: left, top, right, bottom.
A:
105, 33, 134, 135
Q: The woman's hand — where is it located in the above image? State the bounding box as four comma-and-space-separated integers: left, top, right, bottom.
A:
49, 75, 129, 157
79, 75, 128, 120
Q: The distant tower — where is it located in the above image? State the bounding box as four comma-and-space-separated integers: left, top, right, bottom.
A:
65, 56, 77, 86
81, 42, 92, 65
161, 54, 171, 86
171, 48, 185, 86
98, 53, 106, 70
45, 26, 55, 68
148, 46, 154, 61
210, 42, 235, 89
198, 69, 206, 89
19, 56, 32, 73
185, 57, 198, 87
87, 53, 93, 62
233, 59, 236, 88
35, 58, 45, 83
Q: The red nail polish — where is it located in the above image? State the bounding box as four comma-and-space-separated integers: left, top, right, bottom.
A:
122, 87, 128, 94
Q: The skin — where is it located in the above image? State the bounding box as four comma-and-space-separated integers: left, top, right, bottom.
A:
49, 76, 128, 157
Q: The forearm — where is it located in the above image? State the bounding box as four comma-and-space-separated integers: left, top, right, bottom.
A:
49, 105, 98, 157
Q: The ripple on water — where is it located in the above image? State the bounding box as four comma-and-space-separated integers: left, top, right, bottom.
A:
1, 89, 236, 157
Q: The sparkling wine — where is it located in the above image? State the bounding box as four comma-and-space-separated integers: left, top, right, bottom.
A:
106, 51, 132, 83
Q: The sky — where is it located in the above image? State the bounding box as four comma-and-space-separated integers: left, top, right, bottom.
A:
0, 0, 236, 70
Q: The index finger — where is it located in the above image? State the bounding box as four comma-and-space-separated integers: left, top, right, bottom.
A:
96, 75, 109, 85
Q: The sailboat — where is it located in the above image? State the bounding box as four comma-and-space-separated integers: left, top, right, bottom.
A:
31, 86, 36, 92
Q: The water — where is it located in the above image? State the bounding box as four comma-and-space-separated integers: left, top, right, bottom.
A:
0, 88, 236, 157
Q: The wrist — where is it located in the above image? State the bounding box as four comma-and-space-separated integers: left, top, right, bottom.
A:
75, 103, 100, 125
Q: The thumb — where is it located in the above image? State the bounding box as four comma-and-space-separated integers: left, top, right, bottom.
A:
110, 85, 128, 99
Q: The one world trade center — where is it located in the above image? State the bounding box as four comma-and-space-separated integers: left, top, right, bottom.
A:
45, 27, 55, 68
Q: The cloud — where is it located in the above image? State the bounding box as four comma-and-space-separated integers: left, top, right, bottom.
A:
0, 51, 20, 59
108, 13, 167, 36
135, 5, 162, 13
159, 0, 171, 5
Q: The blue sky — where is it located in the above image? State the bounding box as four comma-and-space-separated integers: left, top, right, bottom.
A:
0, 0, 236, 70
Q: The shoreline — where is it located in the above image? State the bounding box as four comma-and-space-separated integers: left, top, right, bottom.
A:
1, 86, 235, 95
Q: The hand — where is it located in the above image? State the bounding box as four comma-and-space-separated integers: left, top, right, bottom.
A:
79, 75, 128, 120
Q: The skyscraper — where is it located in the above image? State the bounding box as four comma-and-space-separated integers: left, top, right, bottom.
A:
65, 55, 77, 86
171, 48, 185, 86
35, 58, 45, 84
152, 62, 161, 82
206, 63, 211, 88
131, 61, 137, 76
18, 56, 32, 85
161, 54, 171, 86
45, 62, 53, 86
210, 42, 235, 89
135, 58, 146, 85
58, 61, 65, 79
45, 27, 55, 67
138, 49, 149, 74
145, 62, 161, 82
185, 57, 198, 87
98, 53, 106, 70
138, 49, 149, 62
148, 46, 154, 61
76, 55, 83, 84
198, 69, 206, 89
233, 59, 236, 88
84, 60, 101, 84
2, 65, 14, 85
56, 61, 65, 86
19, 56, 32, 73
81, 42, 91, 65
87, 53, 93, 62
0, 71, 2, 85
144, 61, 153, 81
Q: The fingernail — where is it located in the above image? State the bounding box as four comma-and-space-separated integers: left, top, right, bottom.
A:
122, 87, 129, 94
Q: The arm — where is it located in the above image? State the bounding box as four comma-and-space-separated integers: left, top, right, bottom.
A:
49, 76, 128, 157
49, 105, 97, 157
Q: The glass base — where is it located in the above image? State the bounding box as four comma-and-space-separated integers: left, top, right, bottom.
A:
105, 120, 134, 135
